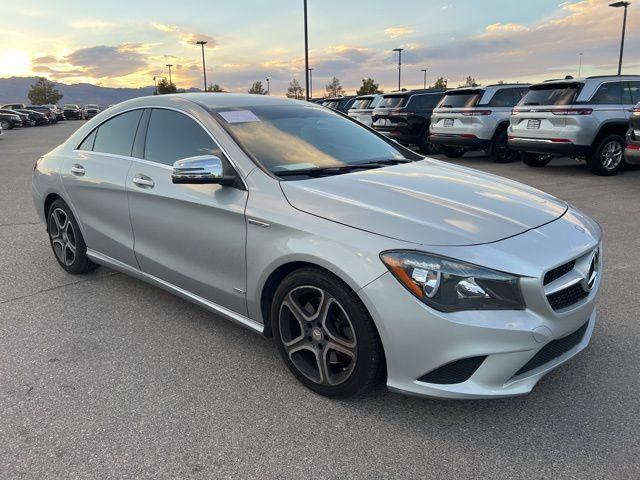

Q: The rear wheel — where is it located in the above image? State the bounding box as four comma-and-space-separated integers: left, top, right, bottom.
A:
47, 199, 98, 274
491, 129, 520, 163
272, 267, 384, 398
440, 146, 467, 158
419, 132, 442, 155
0, 119, 10, 130
587, 134, 625, 176
521, 151, 552, 168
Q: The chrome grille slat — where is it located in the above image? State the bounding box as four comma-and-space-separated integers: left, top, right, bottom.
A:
542, 248, 598, 312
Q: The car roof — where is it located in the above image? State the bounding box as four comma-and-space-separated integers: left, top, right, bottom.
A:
381, 89, 447, 97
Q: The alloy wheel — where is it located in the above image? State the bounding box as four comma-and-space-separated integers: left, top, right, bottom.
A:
48, 207, 77, 266
279, 286, 357, 386
600, 140, 623, 171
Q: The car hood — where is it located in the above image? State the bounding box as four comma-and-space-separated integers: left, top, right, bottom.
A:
280, 159, 568, 246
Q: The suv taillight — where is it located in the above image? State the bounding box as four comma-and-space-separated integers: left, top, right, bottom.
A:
461, 109, 492, 116
551, 108, 593, 115
389, 111, 414, 116
633, 107, 640, 116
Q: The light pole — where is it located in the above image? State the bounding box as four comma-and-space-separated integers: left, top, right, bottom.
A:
609, 1, 631, 75
266, 76, 271, 95
393, 48, 403, 91
578, 53, 583, 77
196, 40, 208, 91
166, 64, 173, 85
308, 68, 313, 99
153, 76, 158, 95
421, 68, 428, 89
304, 0, 310, 100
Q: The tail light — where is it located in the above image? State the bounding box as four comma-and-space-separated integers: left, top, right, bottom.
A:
461, 109, 492, 116
551, 108, 593, 115
633, 107, 640, 116
34, 157, 43, 171
389, 111, 413, 117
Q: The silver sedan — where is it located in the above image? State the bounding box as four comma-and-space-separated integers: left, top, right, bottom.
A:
32, 94, 602, 399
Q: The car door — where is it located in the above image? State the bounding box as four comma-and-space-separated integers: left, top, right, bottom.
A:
127, 107, 249, 315
60, 109, 143, 267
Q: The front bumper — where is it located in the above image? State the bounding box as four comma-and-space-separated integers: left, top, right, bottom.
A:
358, 209, 601, 399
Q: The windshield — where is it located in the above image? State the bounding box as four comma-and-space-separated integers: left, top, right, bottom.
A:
438, 92, 482, 108
214, 105, 408, 177
377, 95, 406, 108
519, 84, 581, 106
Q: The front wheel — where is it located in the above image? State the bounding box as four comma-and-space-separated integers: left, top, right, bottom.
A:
47, 199, 98, 274
587, 134, 625, 176
521, 151, 552, 168
440, 146, 467, 158
272, 268, 384, 398
491, 129, 520, 163
0, 119, 10, 130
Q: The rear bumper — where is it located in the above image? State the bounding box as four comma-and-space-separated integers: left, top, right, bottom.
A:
430, 133, 490, 150
374, 127, 420, 145
508, 137, 589, 157
625, 131, 640, 165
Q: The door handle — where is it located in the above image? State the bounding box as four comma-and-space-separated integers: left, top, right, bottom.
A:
70, 164, 85, 176
133, 175, 155, 188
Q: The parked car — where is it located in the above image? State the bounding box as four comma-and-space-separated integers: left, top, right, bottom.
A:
509, 75, 640, 175
1, 103, 27, 110
63, 104, 83, 120
430, 83, 530, 162
321, 96, 357, 113
83, 104, 100, 119
32, 93, 602, 400
625, 102, 640, 164
43, 104, 65, 121
372, 89, 447, 154
0, 110, 23, 129
29, 105, 58, 123
15, 109, 49, 126
347, 94, 383, 127
0, 109, 29, 126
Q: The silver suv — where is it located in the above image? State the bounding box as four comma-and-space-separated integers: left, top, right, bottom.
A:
430, 84, 530, 162
508, 75, 640, 175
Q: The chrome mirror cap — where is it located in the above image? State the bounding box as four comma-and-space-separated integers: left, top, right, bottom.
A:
172, 155, 226, 184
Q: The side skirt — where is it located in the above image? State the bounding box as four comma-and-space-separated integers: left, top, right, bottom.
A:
87, 249, 264, 334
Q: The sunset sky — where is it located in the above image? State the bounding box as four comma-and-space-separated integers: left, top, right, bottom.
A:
1, 0, 638, 96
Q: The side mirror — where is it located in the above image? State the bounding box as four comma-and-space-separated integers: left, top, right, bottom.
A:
171, 155, 235, 185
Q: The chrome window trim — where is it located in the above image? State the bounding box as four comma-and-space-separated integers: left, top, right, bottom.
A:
72, 105, 248, 189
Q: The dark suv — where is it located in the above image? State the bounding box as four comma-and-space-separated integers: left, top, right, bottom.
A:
321, 96, 357, 113
371, 89, 447, 154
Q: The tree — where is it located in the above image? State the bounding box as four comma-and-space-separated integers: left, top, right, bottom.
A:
432, 77, 447, 88
286, 79, 305, 99
497, 80, 505, 85
459, 76, 479, 87
206, 83, 225, 92
248, 81, 267, 95
356, 78, 382, 95
27, 77, 63, 105
157, 78, 177, 94
325, 77, 345, 97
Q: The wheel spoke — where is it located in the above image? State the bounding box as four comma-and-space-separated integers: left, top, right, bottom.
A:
321, 298, 356, 349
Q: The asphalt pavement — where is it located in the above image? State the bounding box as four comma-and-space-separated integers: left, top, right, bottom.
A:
1, 121, 639, 479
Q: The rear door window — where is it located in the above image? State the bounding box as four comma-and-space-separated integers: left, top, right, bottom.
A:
92, 110, 144, 157
625, 81, 640, 104
520, 84, 581, 106
488, 88, 526, 107
590, 82, 623, 105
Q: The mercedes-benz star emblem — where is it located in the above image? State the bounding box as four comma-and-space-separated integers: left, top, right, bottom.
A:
586, 248, 599, 291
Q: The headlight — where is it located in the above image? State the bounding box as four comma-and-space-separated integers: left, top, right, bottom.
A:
380, 251, 524, 312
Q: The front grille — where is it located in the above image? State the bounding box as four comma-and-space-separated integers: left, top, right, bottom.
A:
543, 260, 575, 285
418, 356, 486, 384
547, 283, 589, 310
514, 321, 589, 377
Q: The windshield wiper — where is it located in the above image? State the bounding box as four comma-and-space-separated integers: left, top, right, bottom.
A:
276, 159, 410, 177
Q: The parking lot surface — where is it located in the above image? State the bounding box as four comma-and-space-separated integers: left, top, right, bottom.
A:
1, 121, 639, 479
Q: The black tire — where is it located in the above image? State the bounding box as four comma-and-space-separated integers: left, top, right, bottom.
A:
0, 119, 11, 130
587, 134, 625, 176
491, 129, 520, 163
272, 267, 384, 398
28, 119, 36, 127
47, 199, 98, 274
419, 131, 442, 155
440, 146, 467, 158
521, 151, 552, 168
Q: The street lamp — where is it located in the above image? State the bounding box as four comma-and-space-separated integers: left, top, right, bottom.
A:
196, 40, 208, 91
166, 64, 173, 85
153, 76, 158, 95
609, 1, 631, 75
421, 68, 428, 89
304, 0, 310, 100
266, 76, 271, 95
308, 68, 313, 99
578, 53, 583, 77
393, 48, 403, 91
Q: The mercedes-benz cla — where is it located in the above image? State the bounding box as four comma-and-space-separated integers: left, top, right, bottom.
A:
32, 94, 602, 399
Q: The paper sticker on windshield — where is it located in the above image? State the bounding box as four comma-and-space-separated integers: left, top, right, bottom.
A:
219, 110, 260, 124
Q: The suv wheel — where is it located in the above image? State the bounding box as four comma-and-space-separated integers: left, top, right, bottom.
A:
491, 129, 520, 163
587, 134, 625, 176
47, 199, 98, 274
0, 119, 10, 130
419, 133, 442, 155
272, 267, 384, 398
440, 146, 467, 158
521, 152, 552, 168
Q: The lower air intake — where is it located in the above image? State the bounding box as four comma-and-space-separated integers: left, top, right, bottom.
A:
418, 356, 486, 385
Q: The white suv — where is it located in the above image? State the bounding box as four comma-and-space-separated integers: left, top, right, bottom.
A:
347, 94, 382, 127
430, 84, 530, 162
509, 75, 640, 175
